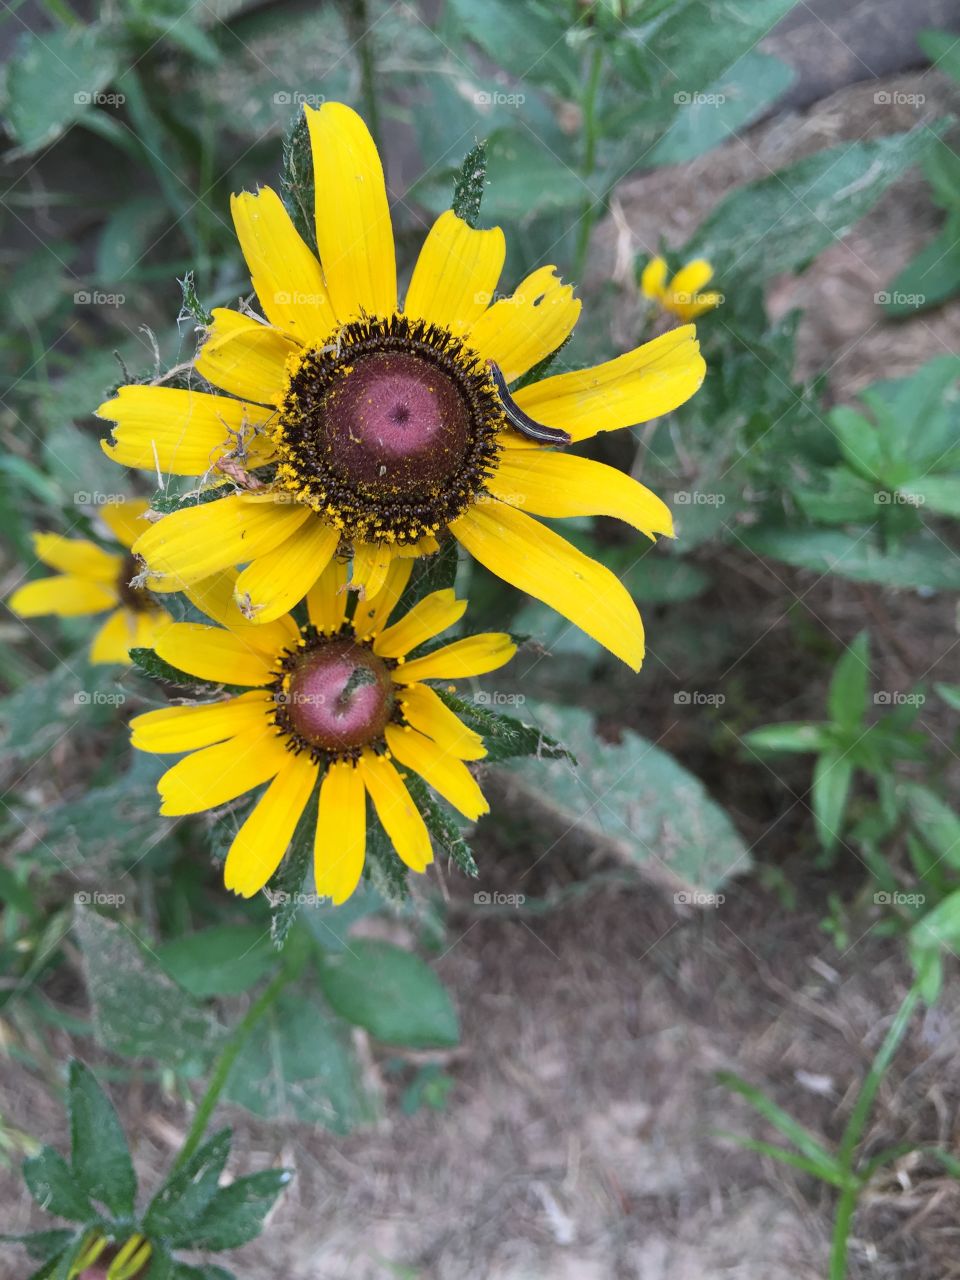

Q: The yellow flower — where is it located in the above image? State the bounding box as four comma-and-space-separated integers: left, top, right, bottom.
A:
641, 255, 722, 321
97, 102, 706, 671
68, 1231, 152, 1279
8, 499, 172, 663
130, 558, 515, 903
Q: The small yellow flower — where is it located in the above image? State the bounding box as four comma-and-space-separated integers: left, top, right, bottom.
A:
641, 255, 722, 321
96, 101, 707, 672
130, 559, 516, 903
8, 499, 172, 664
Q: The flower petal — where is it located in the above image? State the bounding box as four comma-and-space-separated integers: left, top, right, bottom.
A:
385, 724, 488, 821
90, 605, 170, 663
9, 574, 116, 617
195, 308, 298, 405
398, 683, 485, 760
233, 515, 339, 624
154, 622, 275, 685
512, 325, 705, 444
32, 533, 119, 582
131, 691, 274, 753
306, 556, 349, 632
305, 102, 396, 322
489, 449, 673, 538
223, 751, 317, 897
314, 760, 367, 904
97, 386, 275, 477
133, 494, 311, 589
358, 751, 433, 872
466, 265, 580, 383
97, 498, 152, 549
668, 291, 722, 321
351, 556, 413, 639
405, 209, 505, 335
182, 572, 299, 654
230, 186, 337, 343
351, 540, 396, 602
394, 633, 516, 683
669, 258, 714, 297
373, 588, 467, 659
158, 725, 291, 815
451, 499, 644, 669
640, 255, 668, 300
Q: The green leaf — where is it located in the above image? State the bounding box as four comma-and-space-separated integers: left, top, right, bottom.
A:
397, 537, 460, 614
3, 23, 123, 154
446, 0, 580, 95
406, 775, 477, 877
717, 1072, 846, 1180
900, 473, 960, 517
648, 51, 794, 168
265, 778, 319, 948
742, 723, 827, 754
901, 784, 960, 869
362, 801, 411, 904
935, 682, 960, 711
0, 1232, 76, 1264
918, 28, 960, 82
170, 1265, 235, 1280
68, 1061, 137, 1217
436, 690, 571, 763
686, 129, 943, 277
176, 1170, 292, 1251
451, 139, 487, 228
22, 1149, 93, 1222
128, 647, 236, 694
884, 213, 960, 316
145, 1129, 232, 1242
827, 632, 870, 730
741, 527, 960, 590
156, 926, 277, 998
225, 987, 375, 1133
503, 701, 749, 895
178, 272, 213, 329
923, 138, 960, 209
910, 940, 943, 1005
911, 887, 960, 953
280, 110, 316, 252
812, 752, 854, 851
317, 940, 459, 1047
96, 198, 169, 284
714, 1132, 849, 1188
74, 907, 224, 1071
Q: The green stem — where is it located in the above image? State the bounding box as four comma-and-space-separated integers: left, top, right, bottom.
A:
169, 968, 291, 1176
829, 1184, 858, 1280
352, 0, 382, 153
574, 41, 604, 277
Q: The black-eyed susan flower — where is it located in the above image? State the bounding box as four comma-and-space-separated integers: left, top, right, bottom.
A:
640, 255, 722, 322
7, 499, 171, 663
130, 559, 515, 903
97, 102, 706, 671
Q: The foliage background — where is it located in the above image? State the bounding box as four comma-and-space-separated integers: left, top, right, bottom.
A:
1, 0, 960, 1277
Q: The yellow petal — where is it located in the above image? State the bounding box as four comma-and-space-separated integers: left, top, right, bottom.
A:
128, 606, 175, 652
154, 622, 275, 685
306, 556, 349, 632
158, 725, 290, 815
195, 308, 298, 405
668, 257, 714, 298
131, 691, 274, 753
97, 498, 152, 549
667, 290, 722, 321
32, 533, 119, 582
489, 448, 673, 538
182, 572, 299, 654
358, 751, 432, 872
512, 325, 705, 444
9, 574, 116, 617
394, 631, 516, 682
372, 588, 467, 659
385, 724, 488, 821
640, 255, 668, 300
230, 186, 337, 343
466, 265, 580, 383
306, 103, 396, 323
405, 209, 505, 334
90, 605, 169, 664
133, 494, 311, 589
97, 386, 274, 478
398, 682, 485, 760
451, 499, 644, 670
351, 556, 412, 639
223, 751, 317, 897
315, 759, 366, 904
351, 540, 395, 601
233, 515, 338, 624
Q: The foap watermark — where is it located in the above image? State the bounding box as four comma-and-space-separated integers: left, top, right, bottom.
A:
674, 90, 726, 107
74, 890, 126, 907
674, 890, 725, 907
74, 491, 126, 506
874, 290, 925, 309
274, 290, 327, 307
75, 690, 126, 707
473, 690, 525, 707
273, 91, 326, 107
674, 690, 725, 707
263, 888, 332, 908
874, 890, 926, 907
874, 690, 925, 707
874, 90, 925, 106
874, 489, 924, 506
74, 290, 125, 308
74, 90, 125, 107
474, 890, 526, 907
672, 290, 725, 306
674, 490, 725, 506
474, 89, 525, 108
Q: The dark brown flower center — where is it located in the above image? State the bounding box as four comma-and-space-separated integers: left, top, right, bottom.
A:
275, 635, 394, 756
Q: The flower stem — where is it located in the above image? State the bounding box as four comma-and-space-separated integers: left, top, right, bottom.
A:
169, 967, 292, 1176
352, 0, 382, 154
574, 41, 604, 278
